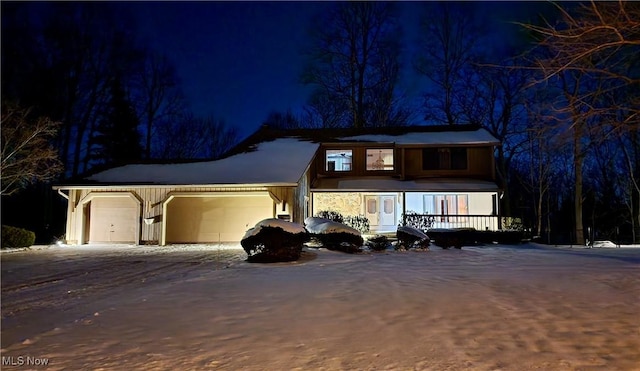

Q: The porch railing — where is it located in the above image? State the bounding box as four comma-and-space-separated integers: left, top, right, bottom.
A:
402, 214, 500, 231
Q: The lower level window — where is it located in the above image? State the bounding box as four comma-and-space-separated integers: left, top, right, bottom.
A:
424, 194, 468, 222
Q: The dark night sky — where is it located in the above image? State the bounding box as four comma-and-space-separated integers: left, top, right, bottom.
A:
122, 2, 549, 140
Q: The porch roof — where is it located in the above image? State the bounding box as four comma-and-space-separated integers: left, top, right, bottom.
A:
312, 178, 500, 192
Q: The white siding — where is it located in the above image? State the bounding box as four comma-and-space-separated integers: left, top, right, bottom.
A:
63, 186, 274, 245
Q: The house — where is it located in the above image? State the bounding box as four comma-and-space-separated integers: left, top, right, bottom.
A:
53, 124, 501, 245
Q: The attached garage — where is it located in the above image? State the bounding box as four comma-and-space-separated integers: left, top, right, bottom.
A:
80, 192, 141, 244
162, 192, 275, 244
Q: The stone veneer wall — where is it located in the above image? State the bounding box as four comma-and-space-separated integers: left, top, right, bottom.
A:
313, 192, 362, 217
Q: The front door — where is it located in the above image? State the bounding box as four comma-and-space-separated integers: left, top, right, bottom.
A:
364, 195, 397, 230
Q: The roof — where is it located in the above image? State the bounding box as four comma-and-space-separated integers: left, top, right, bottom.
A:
226, 124, 499, 156
313, 178, 500, 192
80, 138, 319, 186
338, 130, 499, 146
58, 124, 500, 188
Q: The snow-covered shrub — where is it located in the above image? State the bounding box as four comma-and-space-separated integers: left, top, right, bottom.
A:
304, 217, 364, 254
399, 211, 435, 231
396, 226, 430, 251
366, 234, 390, 251
241, 219, 309, 263
1, 225, 35, 249
315, 211, 370, 233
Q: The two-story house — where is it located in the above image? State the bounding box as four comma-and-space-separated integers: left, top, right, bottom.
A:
54, 124, 501, 245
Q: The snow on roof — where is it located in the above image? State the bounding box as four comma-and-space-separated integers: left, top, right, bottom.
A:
313, 178, 499, 192
242, 218, 307, 240
339, 128, 499, 146
87, 138, 319, 185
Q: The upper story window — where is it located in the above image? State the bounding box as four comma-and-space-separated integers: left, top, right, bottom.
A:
422, 148, 467, 170
366, 148, 394, 171
326, 149, 352, 172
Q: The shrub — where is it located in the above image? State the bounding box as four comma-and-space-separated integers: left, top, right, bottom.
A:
501, 217, 524, 231
316, 210, 370, 233
1, 225, 36, 249
344, 215, 370, 233
316, 232, 364, 254
427, 228, 475, 249
396, 226, 430, 251
315, 210, 344, 223
366, 235, 390, 251
305, 217, 364, 254
399, 211, 434, 231
241, 220, 310, 263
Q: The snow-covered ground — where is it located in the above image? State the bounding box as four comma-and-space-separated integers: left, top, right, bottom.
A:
2, 243, 639, 370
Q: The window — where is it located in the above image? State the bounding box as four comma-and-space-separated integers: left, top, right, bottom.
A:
366, 148, 394, 171
424, 194, 469, 222
367, 198, 377, 214
326, 150, 352, 172
422, 148, 467, 170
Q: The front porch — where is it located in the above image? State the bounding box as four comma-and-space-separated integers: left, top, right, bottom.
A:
310, 189, 500, 233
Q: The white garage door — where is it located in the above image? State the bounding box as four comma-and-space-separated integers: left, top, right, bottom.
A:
165, 195, 274, 243
88, 196, 138, 243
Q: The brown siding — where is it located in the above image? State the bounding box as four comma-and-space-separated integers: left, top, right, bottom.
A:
403, 146, 494, 180
315, 144, 400, 177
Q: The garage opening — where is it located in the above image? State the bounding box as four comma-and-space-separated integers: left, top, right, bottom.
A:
82, 194, 140, 244
163, 193, 274, 244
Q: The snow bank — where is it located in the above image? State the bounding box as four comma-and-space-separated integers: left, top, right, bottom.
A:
304, 217, 361, 236
242, 218, 307, 240
591, 240, 619, 248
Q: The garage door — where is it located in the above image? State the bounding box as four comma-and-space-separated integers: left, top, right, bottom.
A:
88, 196, 138, 243
165, 195, 274, 243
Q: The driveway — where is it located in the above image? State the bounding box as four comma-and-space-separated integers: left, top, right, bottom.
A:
1, 244, 246, 347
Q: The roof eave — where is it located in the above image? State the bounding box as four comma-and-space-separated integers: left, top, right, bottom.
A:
52, 182, 300, 191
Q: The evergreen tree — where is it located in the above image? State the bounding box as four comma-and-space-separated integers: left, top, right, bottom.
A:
90, 77, 142, 167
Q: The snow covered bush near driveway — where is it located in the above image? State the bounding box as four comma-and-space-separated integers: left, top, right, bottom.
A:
365, 234, 390, 251
396, 226, 430, 251
304, 217, 364, 254
241, 219, 309, 263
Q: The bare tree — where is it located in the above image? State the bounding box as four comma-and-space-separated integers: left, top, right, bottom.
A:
414, 2, 485, 125
520, 1, 640, 244
302, 2, 406, 128
154, 114, 238, 160
527, 117, 558, 240
262, 110, 302, 129
519, 1, 639, 133
620, 131, 640, 242
301, 90, 349, 128
134, 52, 186, 159
1, 103, 62, 196
463, 60, 532, 217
